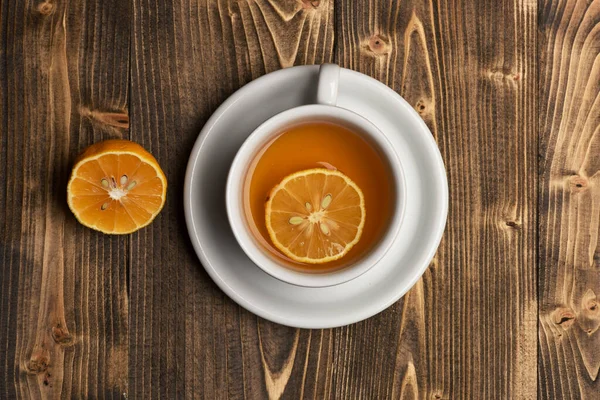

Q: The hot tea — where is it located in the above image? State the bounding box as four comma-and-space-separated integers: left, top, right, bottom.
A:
244, 120, 395, 273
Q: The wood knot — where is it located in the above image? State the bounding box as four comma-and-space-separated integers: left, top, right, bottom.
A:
52, 324, 74, 346
43, 372, 52, 387
505, 220, 521, 229
484, 69, 520, 86
25, 352, 50, 374
80, 107, 129, 129
97, 112, 129, 129
415, 99, 431, 116
488, 71, 505, 82
301, 0, 320, 9
552, 307, 575, 329
582, 289, 598, 313
37, 2, 54, 15
568, 175, 588, 192
366, 35, 390, 56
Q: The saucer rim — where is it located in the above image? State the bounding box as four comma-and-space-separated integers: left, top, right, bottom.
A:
184, 65, 448, 328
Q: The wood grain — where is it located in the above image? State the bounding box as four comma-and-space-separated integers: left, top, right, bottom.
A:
1, 0, 598, 398
538, 0, 600, 398
129, 0, 333, 398
0, 0, 130, 398
336, 0, 538, 397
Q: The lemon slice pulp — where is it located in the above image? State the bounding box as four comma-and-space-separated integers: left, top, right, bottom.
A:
265, 168, 366, 264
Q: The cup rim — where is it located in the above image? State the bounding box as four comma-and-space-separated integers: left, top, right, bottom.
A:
226, 104, 406, 287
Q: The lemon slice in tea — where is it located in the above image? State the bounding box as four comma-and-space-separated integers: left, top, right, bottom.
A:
265, 168, 366, 264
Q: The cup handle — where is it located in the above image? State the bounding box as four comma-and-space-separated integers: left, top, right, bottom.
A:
317, 64, 340, 106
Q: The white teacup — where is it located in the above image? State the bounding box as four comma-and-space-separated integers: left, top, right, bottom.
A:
226, 64, 406, 287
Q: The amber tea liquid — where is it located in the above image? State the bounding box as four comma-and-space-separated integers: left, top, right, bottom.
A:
244, 121, 395, 273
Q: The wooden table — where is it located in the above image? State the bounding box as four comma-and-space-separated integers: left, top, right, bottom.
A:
1, 0, 599, 398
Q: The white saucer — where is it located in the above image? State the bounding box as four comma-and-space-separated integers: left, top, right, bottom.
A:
184, 65, 448, 328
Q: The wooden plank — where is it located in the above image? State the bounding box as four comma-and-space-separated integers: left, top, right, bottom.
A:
1, 0, 569, 397
538, 0, 600, 398
337, 0, 538, 397
129, 0, 333, 398
0, 0, 130, 398
130, 0, 540, 397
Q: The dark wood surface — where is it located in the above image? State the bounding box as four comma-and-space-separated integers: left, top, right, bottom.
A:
0, 0, 598, 398
538, 0, 600, 398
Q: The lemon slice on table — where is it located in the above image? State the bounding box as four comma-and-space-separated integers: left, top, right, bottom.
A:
67, 139, 167, 234
265, 168, 366, 264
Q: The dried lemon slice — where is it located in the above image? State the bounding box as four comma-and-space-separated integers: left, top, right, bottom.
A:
265, 168, 365, 264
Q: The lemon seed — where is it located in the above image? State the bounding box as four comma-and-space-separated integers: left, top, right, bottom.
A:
319, 223, 330, 235
101, 202, 109, 210
126, 181, 137, 190
321, 194, 332, 209
101, 179, 109, 188
289, 216, 304, 225
305, 202, 313, 211
120, 175, 128, 185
